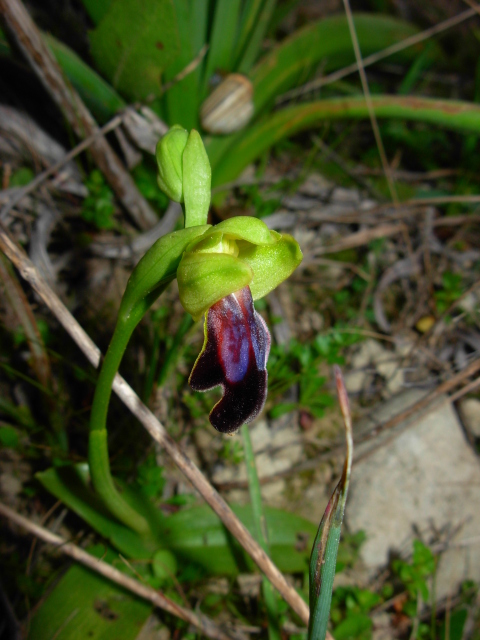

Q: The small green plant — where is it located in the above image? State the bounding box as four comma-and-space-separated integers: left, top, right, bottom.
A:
81, 169, 116, 229
393, 539, 436, 613
434, 271, 464, 314
330, 586, 381, 640
268, 331, 363, 419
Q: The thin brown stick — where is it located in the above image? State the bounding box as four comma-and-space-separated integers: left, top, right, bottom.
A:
0, 222, 310, 624
357, 357, 480, 444
342, 0, 398, 204
313, 223, 405, 256
0, 502, 235, 640
0, 0, 157, 230
276, 7, 477, 104
0, 116, 123, 221
160, 44, 209, 96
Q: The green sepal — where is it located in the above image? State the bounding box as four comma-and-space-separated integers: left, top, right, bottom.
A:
120, 225, 211, 318
183, 129, 212, 228
178, 252, 253, 319
187, 216, 277, 253
155, 124, 188, 202
239, 233, 303, 300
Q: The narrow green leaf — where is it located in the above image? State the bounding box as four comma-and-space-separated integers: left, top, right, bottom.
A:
308, 367, 353, 640
201, 0, 243, 97
211, 95, 480, 187
89, 0, 180, 101
28, 545, 151, 640
163, 0, 205, 129
36, 465, 157, 559
251, 13, 432, 115
237, 0, 277, 74
38, 464, 317, 576
234, 0, 266, 68
206, 13, 433, 174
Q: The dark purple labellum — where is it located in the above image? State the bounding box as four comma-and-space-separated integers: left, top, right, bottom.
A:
189, 286, 271, 434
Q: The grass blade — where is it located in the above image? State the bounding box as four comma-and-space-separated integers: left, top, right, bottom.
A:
211, 95, 480, 187
44, 34, 125, 123
242, 424, 281, 640
251, 13, 429, 116
201, 0, 242, 98
236, 0, 277, 74
308, 366, 353, 640
234, 0, 266, 68
206, 13, 429, 174
163, 0, 206, 129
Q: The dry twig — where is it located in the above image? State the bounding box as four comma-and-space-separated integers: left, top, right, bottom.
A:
0, 0, 157, 230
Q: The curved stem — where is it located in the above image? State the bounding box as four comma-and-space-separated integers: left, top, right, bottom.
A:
88, 290, 167, 535
86, 224, 209, 535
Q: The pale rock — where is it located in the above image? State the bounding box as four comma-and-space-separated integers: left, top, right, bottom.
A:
0, 473, 22, 504
299, 173, 333, 198
331, 186, 360, 204
458, 398, 480, 438
347, 389, 480, 600
135, 615, 170, 640
345, 339, 404, 396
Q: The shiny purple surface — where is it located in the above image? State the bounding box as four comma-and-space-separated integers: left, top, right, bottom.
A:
189, 286, 271, 434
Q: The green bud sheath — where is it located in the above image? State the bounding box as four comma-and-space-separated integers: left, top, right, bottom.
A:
156, 124, 188, 202
183, 130, 211, 228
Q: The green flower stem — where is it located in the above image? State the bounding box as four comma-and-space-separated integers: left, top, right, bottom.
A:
241, 424, 281, 640
88, 225, 210, 535
89, 292, 167, 535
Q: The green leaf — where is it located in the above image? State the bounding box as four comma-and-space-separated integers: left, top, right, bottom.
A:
334, 613, 372, 640
236, 0, 277, 74
234, 0, 266, 69
163, 503, 318, 575
207, 13, 429, 174
89, 0, 180, 101
201, 0, 243, 97
28, 545, 151, 640
163, 0, 206, 129
211, 96, 480, 187
308, 368, 353, 640
251, 13, 426, 115
37, 464, 317, 576
36, 465, 157, 559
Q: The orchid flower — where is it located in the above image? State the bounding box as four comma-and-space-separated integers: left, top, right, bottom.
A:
88, 125, 301, 530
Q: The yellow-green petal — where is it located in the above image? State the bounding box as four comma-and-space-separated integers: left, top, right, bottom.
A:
238, 234, 303, 300
178, 252, 253, 319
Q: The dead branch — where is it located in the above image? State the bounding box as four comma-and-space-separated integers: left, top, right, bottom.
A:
0, 0, 157, 230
